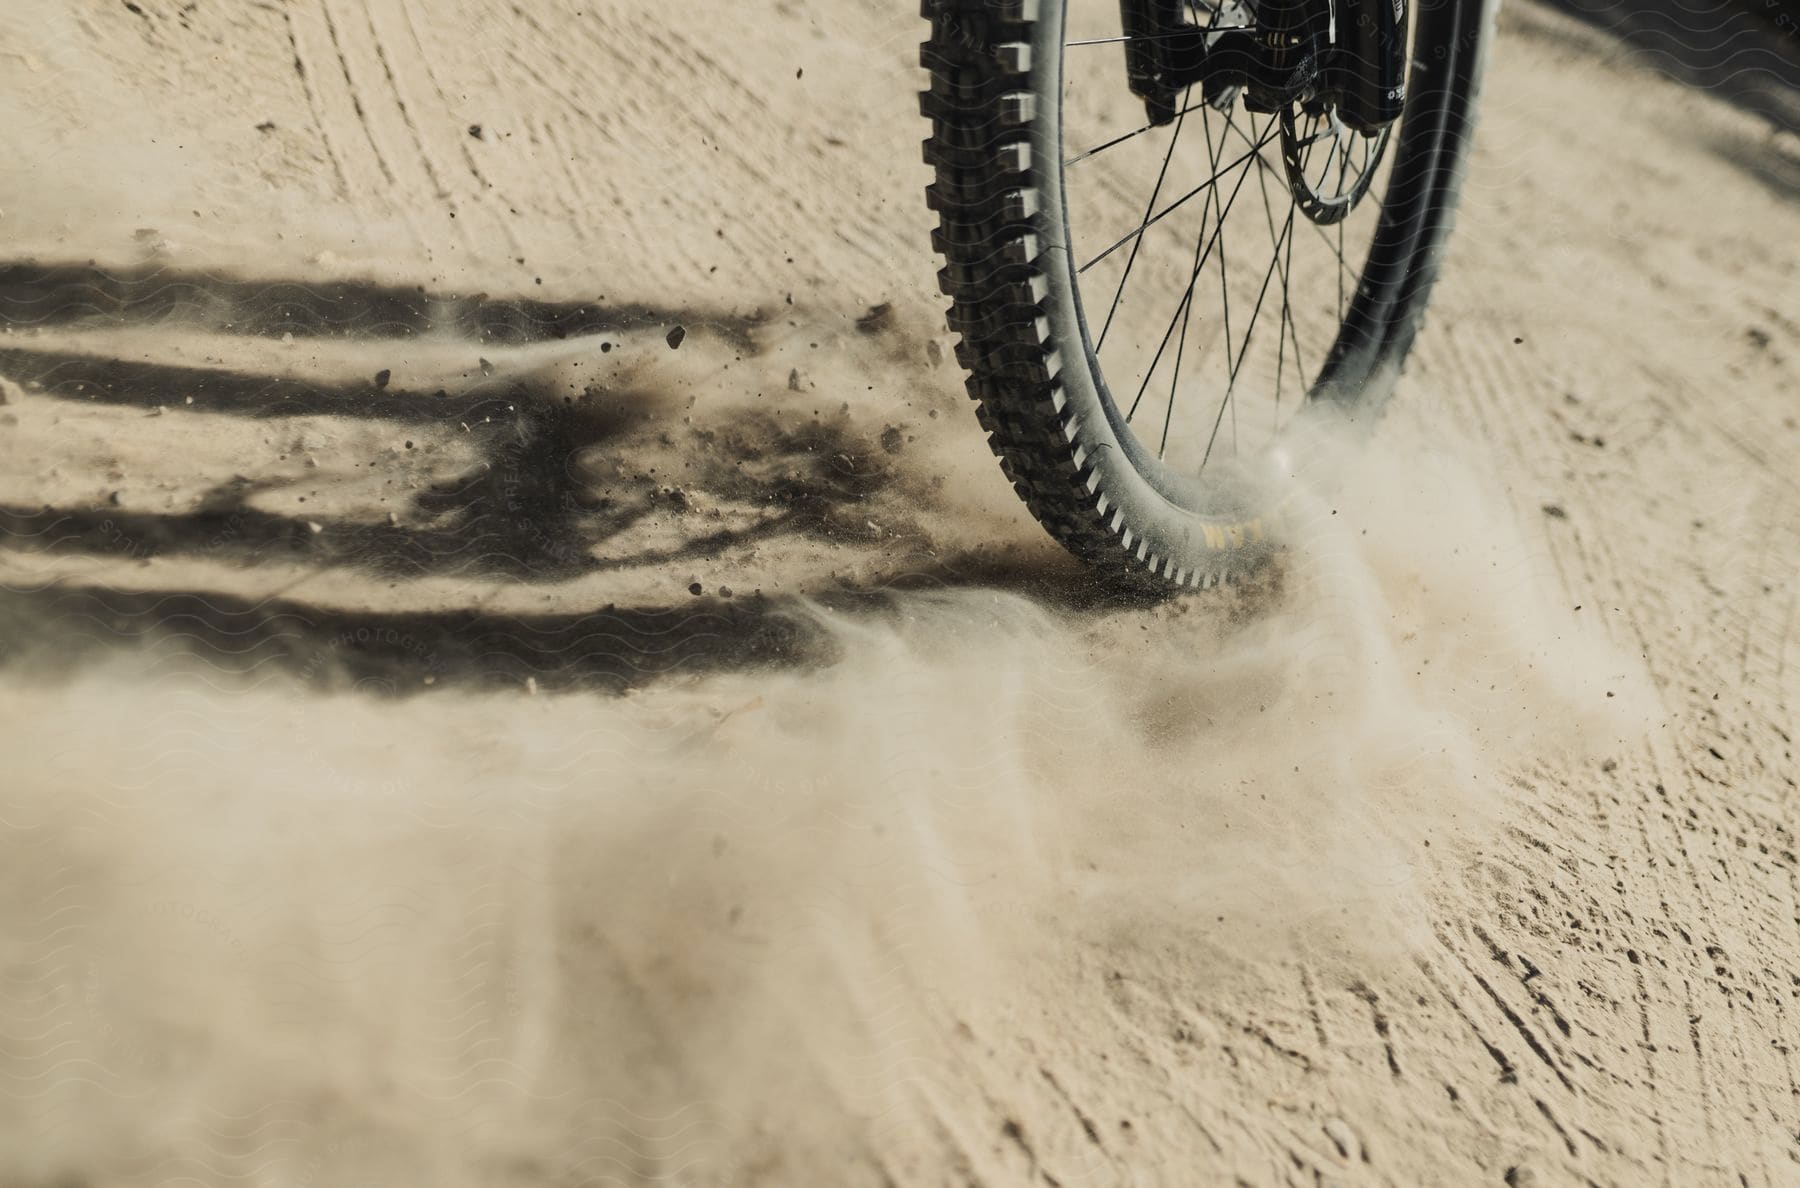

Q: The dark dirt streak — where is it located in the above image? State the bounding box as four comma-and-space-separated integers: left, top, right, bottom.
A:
0, 261, 764, 350
0, 582, 825, 696
0, 347, 529, 423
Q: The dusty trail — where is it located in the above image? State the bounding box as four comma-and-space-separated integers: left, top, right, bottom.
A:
1, 1, 1797, 1184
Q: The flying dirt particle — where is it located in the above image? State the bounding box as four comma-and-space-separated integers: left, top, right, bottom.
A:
880, 426, 904, 454
1513, 336, 1524, 344
688, 582, 703, 596
667, 325, 687, 350
303, 455, 318, 469
600, 342, 612, 353
468, 124, 484, 140
526, 676, 539, 696
796, 67, 803, 79
719, 586, 734, 598
479, 358, 494, 375
1601, 759, 1618, 772
255, 120, 276, 133
374, 369, 391, 389
856, 303, 893, 334
926, 339, 944, 367
108, 491, 122, 506
1746, 326, 1770, 349
788, 368, 803, 391
404, 440, 414, 450
280, 332, 294, 345
306, 521, 323, 535
1541, 503, 1566, 519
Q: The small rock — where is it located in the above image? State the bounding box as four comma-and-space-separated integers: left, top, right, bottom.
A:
304, 455, 318, 468
306, 521, 324, 535
1541, 503, 1566, 519
688, 581, 703, 596
1504, 1168, 1538, 1188
0, 377, 21, 404
879, 425, 904, 454
719, 586, 734, 598
526, 676, 539, 696
1322, 1117, 1361, 1162
281, 332, 295, 344
374, 368, 392, 389
926, 339, 944, 367
386, 511, 398, 526
856, 302, 893, 334
108, 490, 123, 506
666, 325, 687, 350
468, 123, 484, 140
787, 368, 803, 391
255, 120, 276, 133
479, 357, 495, 376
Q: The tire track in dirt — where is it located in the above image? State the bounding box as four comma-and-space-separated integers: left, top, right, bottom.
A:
279, 5, 356, 202
392, 0, 523, 258
1427, 318, 1800, 1178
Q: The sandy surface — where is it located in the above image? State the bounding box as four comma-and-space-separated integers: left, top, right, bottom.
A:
2, 1, 1798, 1184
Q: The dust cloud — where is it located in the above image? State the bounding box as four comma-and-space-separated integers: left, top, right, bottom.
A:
0, 398, 1652, 1184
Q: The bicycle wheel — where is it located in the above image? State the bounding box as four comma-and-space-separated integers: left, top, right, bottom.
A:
920, 0, 1492, 589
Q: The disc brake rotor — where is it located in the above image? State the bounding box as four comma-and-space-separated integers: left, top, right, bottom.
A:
1279, 106, 1390, 225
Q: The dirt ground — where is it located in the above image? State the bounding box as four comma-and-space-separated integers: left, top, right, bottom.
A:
1, 1, 1798, 1185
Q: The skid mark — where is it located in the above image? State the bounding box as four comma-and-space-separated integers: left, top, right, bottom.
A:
280, 5, 353, 199
393, 0, 526, 259
1347, 982, 1401, 1080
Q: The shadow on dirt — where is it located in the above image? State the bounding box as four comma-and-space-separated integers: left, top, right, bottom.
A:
1535, 0, 1800, 134
0, 259, 764, 347
0, 262, 1164, 692
0, 551, 1152, 695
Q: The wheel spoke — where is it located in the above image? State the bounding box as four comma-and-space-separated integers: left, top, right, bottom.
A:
1065, 97, 1211, 169
1078, 129, 1280, 275
1096, 94, 1193, 353
1157, 106, 1235, 457
1124, 135, 1264, 421
1067, 26, 1259, 47
1201, 199, 1296, 470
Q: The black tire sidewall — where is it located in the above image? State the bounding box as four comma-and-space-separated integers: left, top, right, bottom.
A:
1027, 0, 1485, 578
